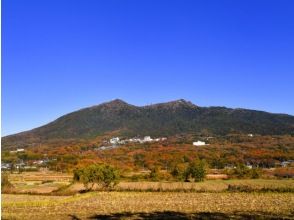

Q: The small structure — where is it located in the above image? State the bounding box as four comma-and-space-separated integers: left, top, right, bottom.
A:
248, 134, 254, 137
10, 148, 25, 154
98, 145, 120, 151
143, 136, 153, 142
33, 160, 44, 165
15, 162, 25, 169
1, 163, 12, 170
110, 137, 120, 144
193, 141, 206, 146
118, 140, 126, 144
281, 160, 294, 167
246, 164, 253, 169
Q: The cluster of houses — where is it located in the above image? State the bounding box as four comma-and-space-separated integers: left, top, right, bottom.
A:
99, 137, 210, 151
1, 162, 12, 170
1, 160, 38, 171
109, 136, 167, 145
1, 159, 53, 171
97, 136, 167, 151
2, 148, 56, 171
222, 160, 294, 169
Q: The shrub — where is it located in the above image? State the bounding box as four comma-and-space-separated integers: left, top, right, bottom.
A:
170, 164, 186, 181
73, 164, 120, 190
149, 166, 160, 181
228, 184, 254, 192
233, 164, 250, 178
226, 165, 263, 179
170, 165, 180, 178
250, 168, 262, 179
1, 173, 14, 191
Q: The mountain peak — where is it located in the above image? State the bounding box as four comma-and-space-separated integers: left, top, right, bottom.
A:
100, 99, 130, 106
173, 99, 195, 106
148, 99, 197, 109
100, 99, 196, 108
87, 99, 132, 111
167, 99, 197, 108
108, 99, 128, 105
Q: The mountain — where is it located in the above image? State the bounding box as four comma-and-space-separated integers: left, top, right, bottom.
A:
2, 99, 294, 149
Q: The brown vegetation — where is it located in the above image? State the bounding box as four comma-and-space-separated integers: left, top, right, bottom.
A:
2, 135, 293, 177
2, 192, 294, 219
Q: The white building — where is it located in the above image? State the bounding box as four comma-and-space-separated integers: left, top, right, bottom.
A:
143, 136, 153, 142
246, 164, 253, 169
118, 140, 126, 144
10, 148, 25, 153
128, 136, 166, 143
193, 141, 206, 146
110, 137, 120, 144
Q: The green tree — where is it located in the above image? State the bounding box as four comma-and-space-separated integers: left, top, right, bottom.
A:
226, 165, 262, 179
184, 160, 207, 182
170, 164, 185, 181
149, 166, 160, 181
250, 168, 262, 179
73, 164, 120, 190
233, 164, 250, 178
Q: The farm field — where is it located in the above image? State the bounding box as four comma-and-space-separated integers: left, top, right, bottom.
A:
2, 192, 294, 220
116, 179, 294, 192
6, 171, 294, 194
3, 171, 294, 219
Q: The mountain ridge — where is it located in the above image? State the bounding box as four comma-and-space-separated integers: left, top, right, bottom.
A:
2, 99, 294, 149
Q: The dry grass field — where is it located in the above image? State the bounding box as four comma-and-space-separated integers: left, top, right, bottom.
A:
116, 179, 294, 192
2, 192, 294, 220
2, 171, 294, 219
6, 171, 294, 194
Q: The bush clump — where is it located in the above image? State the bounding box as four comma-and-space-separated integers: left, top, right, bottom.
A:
149, 166, 160, 181
73, 164, 120, 191
1, 173, 14, 192
184, 160, 207, 182
170, 164, 186, 181
225, 164, 262, 179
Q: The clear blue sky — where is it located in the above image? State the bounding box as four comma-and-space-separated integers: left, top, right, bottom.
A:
2, 0, 294, 136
